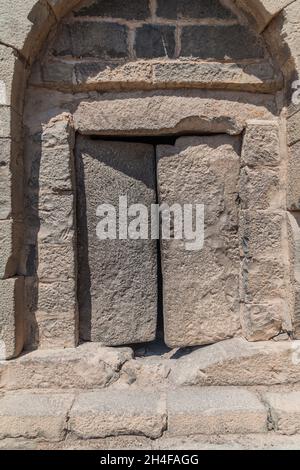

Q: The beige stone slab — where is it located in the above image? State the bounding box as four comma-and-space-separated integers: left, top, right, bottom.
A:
0, 277, 24, 360
76, 137, 157, 345
265, 391, 300, 435
157, 135, 241, 348
0, 391, 74, 441
69, 390, 167, 439
167, 387, 268, 435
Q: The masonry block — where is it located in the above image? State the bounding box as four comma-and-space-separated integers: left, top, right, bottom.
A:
135, 25, 176, 59
156, 0, 235, 19
242, 120, 281, 167
74, 0, 150, 20
0, 277, 24, 360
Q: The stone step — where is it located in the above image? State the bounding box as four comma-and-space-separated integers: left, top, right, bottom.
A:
0, 387, 282, 442
2, 338, 300, 391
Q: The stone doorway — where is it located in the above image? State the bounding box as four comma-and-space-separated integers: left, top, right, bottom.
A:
76, 134, 240, 348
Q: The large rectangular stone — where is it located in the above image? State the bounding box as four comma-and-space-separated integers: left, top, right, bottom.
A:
167, 388, 268, 435
38, 192, 75, 244
156, 0, 235, 19
69, 390, 166, 439
74, 0, 150, 20
157, 135, 241, 348
0, 138, 23, 220
288, 142, 300, 210
242, 120, 281, 167
241, 301, 284, 341
0, 392, 74, 441
181, 25, 265, 60
0, 277, 24, 360
135, 25, 176, 59
0, 45, 27, 113
265, 392, 300, 435
239, 166, 284, 210
76, 137, 157, 345
52, 22, 128, 59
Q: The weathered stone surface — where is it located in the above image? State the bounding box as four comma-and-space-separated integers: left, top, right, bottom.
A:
157, 0, 236, 19
0, 106, 22, 140
40, 114, 75, 191
0, 138, 23, 221
74, 90, 276, 137
241, 302, 284, 341
167, 388, 267, 435
135, 25, 176, 59
237, 0, 295, 32
170, 338, 300, 386
74, 0, 150, 20
0, 0, 55, 61
33, 309, 78, 349
52, 22, 128, 59
76, 137, 157, 345
38, 244, 75, 281
0, 343, 133, 390
242, 120, 281, 167
0, 220, 19, 279
0, 45, 27, 113
181, 25, 265, 59
69, 390, 167, 439
287, 111, 300, 146
0, 277, 24, 360
157, 136, 241, 348
38, 192, 74, 244
265, 392, 300, 435
239, 210, 285, 261
288, 142, 300, 210
0, 392, 74, 441
239, 167, 284, 210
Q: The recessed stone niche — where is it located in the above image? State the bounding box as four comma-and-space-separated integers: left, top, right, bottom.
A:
0, 0, 299, 374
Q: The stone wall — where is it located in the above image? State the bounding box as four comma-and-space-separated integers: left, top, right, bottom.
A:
0, 0, 299, 357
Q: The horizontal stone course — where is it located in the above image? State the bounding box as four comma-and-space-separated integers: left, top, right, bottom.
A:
167, 388, 268, 435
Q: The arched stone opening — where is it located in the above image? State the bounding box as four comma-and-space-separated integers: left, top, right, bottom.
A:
0, 0, 299, 360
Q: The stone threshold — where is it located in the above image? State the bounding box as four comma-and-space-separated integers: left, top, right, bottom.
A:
0, 387, 300, 443
1, 338, 300, 390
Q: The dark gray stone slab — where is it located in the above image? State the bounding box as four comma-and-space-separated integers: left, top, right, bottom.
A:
181, 25, 265, 60
135, 25, 176, 59
157, 0, 235, 20
76, 137, 157, 346
74, 0, 151, 20
52, 22, 128, 58
157, 136, 241, 348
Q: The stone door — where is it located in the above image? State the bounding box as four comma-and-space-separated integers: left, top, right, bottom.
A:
76, 137, 158, 345
157, 136, 241, 347
76, 135, 241, 348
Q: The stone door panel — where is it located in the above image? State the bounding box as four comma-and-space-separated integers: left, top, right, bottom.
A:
157, 136, 241, 347
76, 137, 158, 346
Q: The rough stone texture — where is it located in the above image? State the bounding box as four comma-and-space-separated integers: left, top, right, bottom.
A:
39, 114, 75, 191
135, 25, 176, 59
157, 135, 241, 348
170, 338, 300, 386
156, 0, 236, 19
52, 22, 128, 59
181, 25, 265, 60
288, 142, 300, 210
0, 0, 56, 61
73, 90, 277, 136
265, 392, 300, 435
241, 302, 285, 341
0, 343, 133, 390
76, 137, 157, 345
0, 278, 24, 360
74, 0, 151, 20
239, 167, 284, 210
0, 139, 23, 221
69, 390, 167, 439
0, 391, 74, 441
167, 388, 268, 435
241, 120, 281, 167
287, 213, 300, 338
287, 110, 300, 146
0, 45, 27, 113
0, 220, 19, 279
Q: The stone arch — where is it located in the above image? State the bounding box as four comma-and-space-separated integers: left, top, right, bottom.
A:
0, 0, 300, 358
